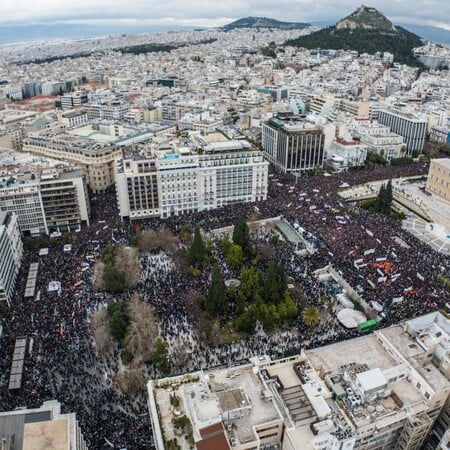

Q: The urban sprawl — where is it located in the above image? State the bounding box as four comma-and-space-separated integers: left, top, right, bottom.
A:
0, 18, 450, 450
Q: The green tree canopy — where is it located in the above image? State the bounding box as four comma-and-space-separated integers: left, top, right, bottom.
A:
263, 262, 287, 304
240, 266, 262, 301
232, 218, 251, 255
188, 226, 206, 267
103, 265, 126, 293
107, 302, 129, 342
205, 264, 227, 316
152, 337, 170, 377
226, 244, 244, 268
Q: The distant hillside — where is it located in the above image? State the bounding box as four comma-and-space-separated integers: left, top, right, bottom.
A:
221, 17, 310, 32
285, 6, 424, 66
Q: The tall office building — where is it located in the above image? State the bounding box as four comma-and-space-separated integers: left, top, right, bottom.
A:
116, 140, 268, 219
0, 212, 22, 305
262, 114, 325, 173
148, 312, 450, 450
377, 109, 427, 154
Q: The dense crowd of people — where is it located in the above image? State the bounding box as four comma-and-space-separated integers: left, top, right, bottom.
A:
0, 161, 448, 449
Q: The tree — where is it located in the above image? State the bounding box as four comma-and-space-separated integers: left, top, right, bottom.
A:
188, 226, 206, 267
375, 181, 393, 215
114, 246, 142, 288
90, 308, 114, 356
205, 264, 227, 316
103, 265, 126, 293
178, 224, 193, 244
108, 302, 129, 342
385, 180, 393, 207
124, 293, 158, 362
101, 245, 119, 266
226, 244, 243, 268
240, 266, 262, 301
232, 218, 251, 255
302, 306, 320, 327
152, 338, 170, 377
219, 235, 232, 255
114, 366, 146, 395
263, 262, 287, 304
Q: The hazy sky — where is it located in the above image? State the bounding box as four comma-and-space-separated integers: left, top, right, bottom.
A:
1, 0, 449, 31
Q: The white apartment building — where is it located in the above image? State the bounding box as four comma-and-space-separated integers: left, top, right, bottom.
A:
262, 114, 325, 173
0, 212, 22, 305
360, 132, 404, 161
378, 109, 427, 154
148, 312, 450, 450
349, 120, 406, 161
0, 179, 47, 234
178, 112, 224, 134
41, 81, 65, 96
58, 110, 89, 128
86, 101, 130, 120
237, 90, 268, 107
0, 171, 90, 234
161, 99, 203, 121
116, 140, 268, 219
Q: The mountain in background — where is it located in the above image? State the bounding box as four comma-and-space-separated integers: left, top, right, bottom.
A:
286, 6, 424, 66
220, 17, 310, 32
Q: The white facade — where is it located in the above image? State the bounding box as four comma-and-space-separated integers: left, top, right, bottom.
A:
116, 141, 268, 219
87, 102, 130, 120
0, 180, 47, 234
378, 109, 427, 154
0, 212, 22, 305
0, 171, 90, 234
329, 139, 368, 170
360, 132, 404, 161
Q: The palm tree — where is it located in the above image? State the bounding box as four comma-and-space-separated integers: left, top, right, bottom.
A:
302, 306, 320, 327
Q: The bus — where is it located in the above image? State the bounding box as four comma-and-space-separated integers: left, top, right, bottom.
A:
357, 319, 378, 333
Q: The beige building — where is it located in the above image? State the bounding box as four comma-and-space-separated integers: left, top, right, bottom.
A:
23, 136, 121, 193
0, 400, 87, 449
426, 159, 450, 202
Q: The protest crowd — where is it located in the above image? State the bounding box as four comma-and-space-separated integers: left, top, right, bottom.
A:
0, 160, 449, 449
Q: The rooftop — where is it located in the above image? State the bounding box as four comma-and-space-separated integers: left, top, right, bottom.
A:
431, 158, 450, 170
151, 364, 282, 450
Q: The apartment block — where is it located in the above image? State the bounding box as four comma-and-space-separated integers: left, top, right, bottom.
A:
0, 170, 90, 234
0, 212, 22, 305
0, 179, 47, 234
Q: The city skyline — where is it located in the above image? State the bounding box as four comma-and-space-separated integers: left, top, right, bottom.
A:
1, 0, 450, 32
